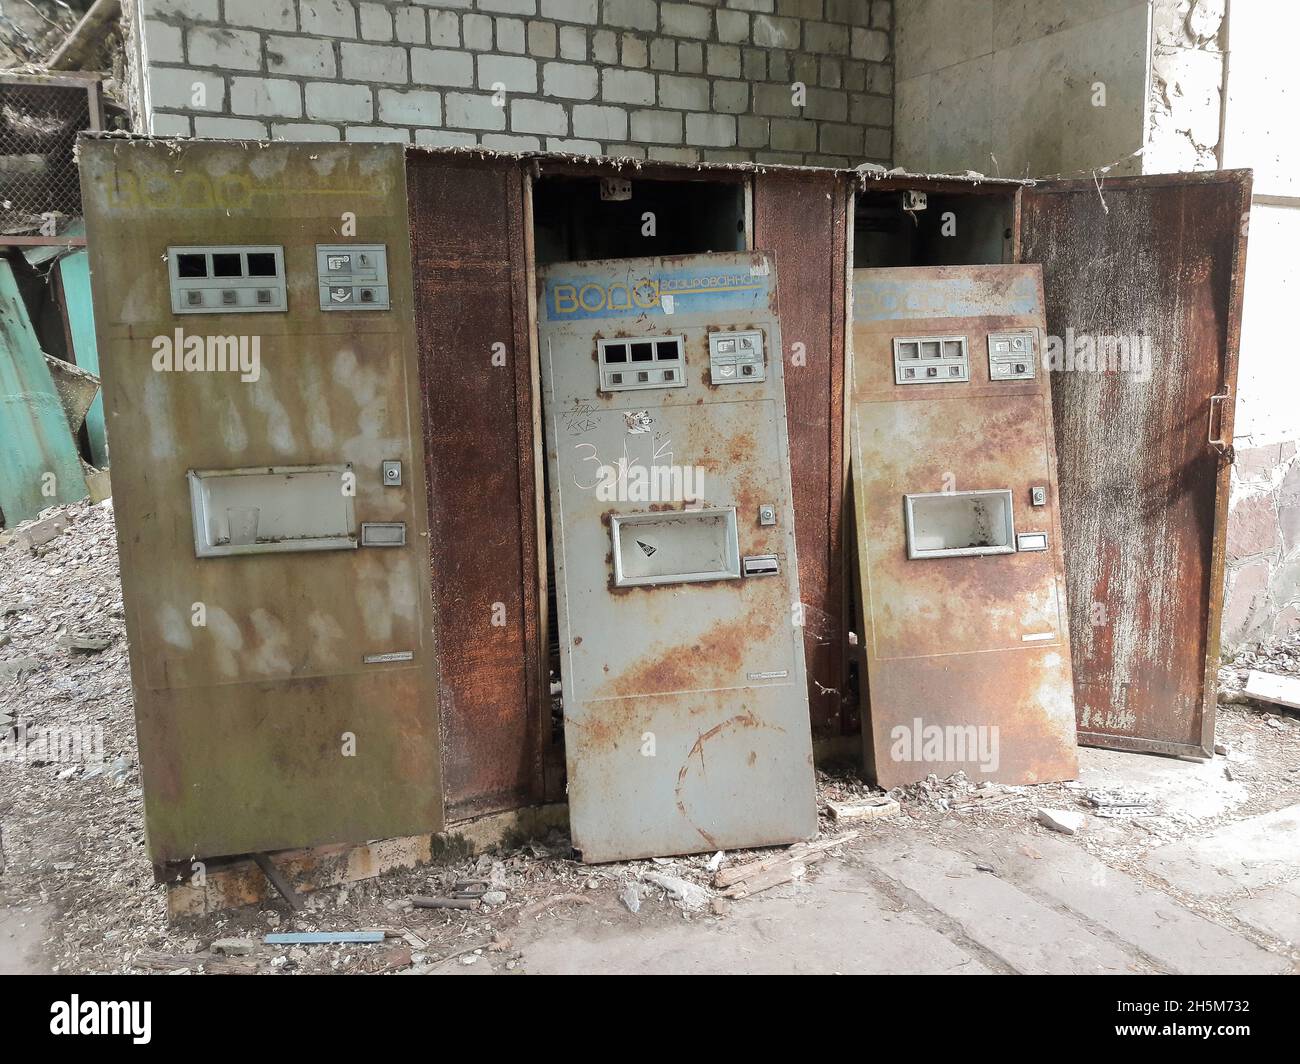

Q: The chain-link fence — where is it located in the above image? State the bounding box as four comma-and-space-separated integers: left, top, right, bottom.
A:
0, 74, 103, 242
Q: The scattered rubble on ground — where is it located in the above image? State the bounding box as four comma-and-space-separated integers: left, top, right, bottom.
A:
1037, 808, 1087, 835
2, 499, 1298, 974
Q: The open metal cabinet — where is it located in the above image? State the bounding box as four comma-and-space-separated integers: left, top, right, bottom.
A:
1018, 170, 1252, 758
847, 167, 1251, 767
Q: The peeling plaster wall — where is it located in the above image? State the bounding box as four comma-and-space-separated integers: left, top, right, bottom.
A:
892, 0, 1150, 178
1218, 0, 1300, 648
1144, 0, 1224, 173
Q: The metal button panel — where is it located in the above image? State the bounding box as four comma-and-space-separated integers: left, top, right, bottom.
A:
168, 245, 287, 314
988, 330, 1038, 381
893, 335, 969, 384
598, 335, 686, 392
317, 244, 391, 311
709, 329, 766, 384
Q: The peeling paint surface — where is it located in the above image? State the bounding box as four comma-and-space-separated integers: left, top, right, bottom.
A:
78, 139, 443, 863
850, 265, 1079, 788
539, 251, 817, 862
1021, 170, 1251, 755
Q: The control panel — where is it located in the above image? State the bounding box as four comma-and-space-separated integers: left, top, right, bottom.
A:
597, 335, 685, 392
316, 243, 391, 311
893, 335, 969, 384
988, 330, 1038, 381
709, 329, 766, 384
168, 245, 287, 314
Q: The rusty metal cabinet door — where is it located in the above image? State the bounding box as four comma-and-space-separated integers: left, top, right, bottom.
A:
752, 170, 850, 741
1020, 170, 1252, 756
407, 153, 546, 820
537, 252, 818, 862
78, 141, 443, 864
850, 265, 1078, 788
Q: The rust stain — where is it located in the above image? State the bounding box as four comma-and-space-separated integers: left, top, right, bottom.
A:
673, 707, 774, 849
851, 264, 1078, 788
601, 612, 776, 698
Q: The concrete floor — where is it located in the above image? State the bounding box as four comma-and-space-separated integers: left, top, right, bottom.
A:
0, 904, 52, 975
427, 748, 1300, 975
2, 746, 1295, 975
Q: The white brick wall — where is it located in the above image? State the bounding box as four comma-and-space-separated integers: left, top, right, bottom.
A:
137, 0, 893, 166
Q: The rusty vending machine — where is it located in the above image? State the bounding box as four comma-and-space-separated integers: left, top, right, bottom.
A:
78, 140, 443, 866
850, 265, 1078, 788
538, 252, 817, 862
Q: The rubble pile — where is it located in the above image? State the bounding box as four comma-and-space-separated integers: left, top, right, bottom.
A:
1228, 630, 1300, 680
0, 497, 161, 971
1, 499, 1297, 974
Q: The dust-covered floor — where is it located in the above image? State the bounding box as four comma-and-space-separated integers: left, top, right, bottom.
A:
2, 500, 1298, 974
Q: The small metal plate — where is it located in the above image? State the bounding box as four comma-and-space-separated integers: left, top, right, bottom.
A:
382, 460, 402, 487
988, 330, 1037, 381
1017, 531, 1049, 552
317, 244, 390, 311
742, 554, 780, 576
363, 650, 414, 664
598, 335, 685, 392
361, 521, 406, 546
893, 335, 969, 384
709, 329, 766, 384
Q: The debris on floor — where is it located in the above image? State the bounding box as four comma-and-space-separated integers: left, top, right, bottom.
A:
2, 499, 1299, 974
714, 833, 859, 899
1244, 669, 1300, 712
1037, 808, 1087, 835
825, 796, 900, 822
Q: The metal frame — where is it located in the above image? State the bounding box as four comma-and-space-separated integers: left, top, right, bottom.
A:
903, 489, 1017, 559
610, 507, 741, 587
0, 73, 104, 247
187, 465, 358, 557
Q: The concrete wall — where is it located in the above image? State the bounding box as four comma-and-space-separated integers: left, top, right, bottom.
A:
131, 0, 895, 166
893, 0, 1150, 177
1145, 0, 1224, 173
1218, 0, 1300, 647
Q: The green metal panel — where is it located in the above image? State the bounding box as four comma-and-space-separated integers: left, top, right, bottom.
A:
57, 251, 108, 467
0, 258, 86, 525
78, 139, 443, 865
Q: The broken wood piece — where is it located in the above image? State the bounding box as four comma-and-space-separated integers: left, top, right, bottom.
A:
713, 832, 857, 889
410, 895, 479, 910
57, 631, 112, 653
13, 515, 68, 551
1244, 670, 1300, 712
133, 950, 257, 974
719, 855, 821, 899
366, 944, 414, 973
252, 852, 304, 911
825, 796, 900, 821
514, 892, 592, 924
